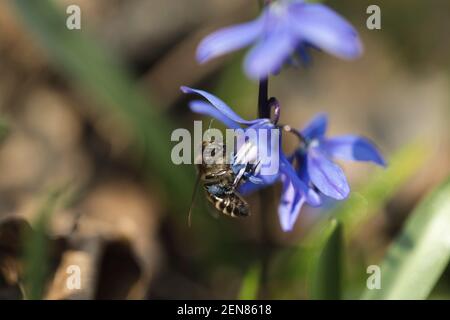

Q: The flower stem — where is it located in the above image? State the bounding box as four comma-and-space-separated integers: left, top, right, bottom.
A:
257, 77, 272, 299
256, 0, 274, 301
258, 78, 270, 119
258, 189, 272, 299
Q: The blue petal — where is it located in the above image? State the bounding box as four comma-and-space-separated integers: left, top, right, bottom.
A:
196, 18, 263, 64
302, 113, 328, 141
246, 120, 273, 130
239, 180, 267, 196
237, 168, 278, 193
181, 86, 265, 125
278, 174, 305, 232
280, 154, 321, 206
322, 135, 387, 166
288, 3, 363, 60
295, 151, 310, 183
237, 125, 281, 196
189, 100, 241, 129
244, 12, 297, 79
240, 122, 280, 185
307, 146, 350, 200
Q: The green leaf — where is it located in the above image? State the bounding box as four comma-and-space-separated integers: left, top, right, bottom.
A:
362, 176, 450, 300
22, 189, 65, 300
238, 264, 261, 300
12, 0, 193, 214
310, 219, 343, 300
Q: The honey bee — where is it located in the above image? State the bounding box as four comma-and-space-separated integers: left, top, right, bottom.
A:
188, 137, 260, 225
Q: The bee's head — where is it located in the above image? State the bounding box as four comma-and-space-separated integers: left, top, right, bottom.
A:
202, 138, 225, 163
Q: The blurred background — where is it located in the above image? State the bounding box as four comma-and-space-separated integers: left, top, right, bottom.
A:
0, 0, 449, 299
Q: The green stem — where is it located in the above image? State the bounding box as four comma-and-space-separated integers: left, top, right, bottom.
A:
257, 78, 272, 298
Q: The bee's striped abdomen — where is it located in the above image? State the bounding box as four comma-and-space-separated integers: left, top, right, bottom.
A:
206, 191, 250, 218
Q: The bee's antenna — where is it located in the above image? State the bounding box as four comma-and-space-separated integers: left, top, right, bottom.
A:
208, 118, 215, 130
188, 171, 202, 227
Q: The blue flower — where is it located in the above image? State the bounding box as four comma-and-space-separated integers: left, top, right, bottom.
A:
197, 0, 363, 79
277, 113, 386, 230
181, 86, 278, 186
298, 113, 386, 198
181, 86, 322, 230
181, 87, 386, 232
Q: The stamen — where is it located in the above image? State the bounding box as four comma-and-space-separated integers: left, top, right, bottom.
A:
280, 124, 307, 146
